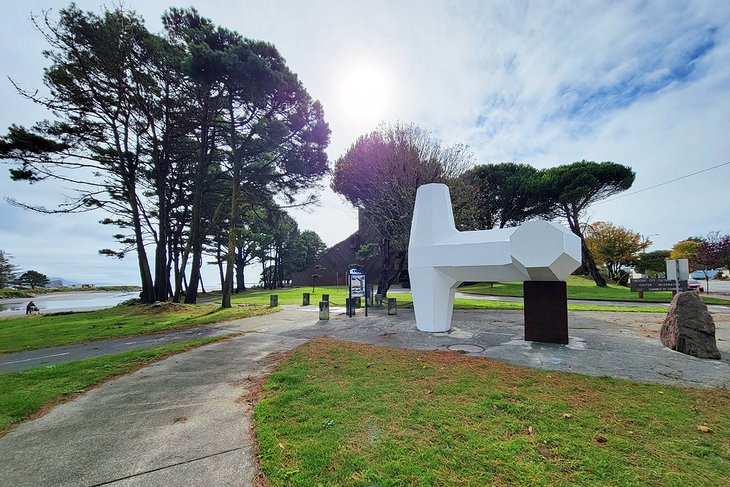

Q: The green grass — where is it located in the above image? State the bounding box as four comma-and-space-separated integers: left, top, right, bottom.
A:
0, 285, 141, 299
0, 335, 231, 434
223, 286, 353, 306
222, 286, 666, 313
255, 339, 730, 486
460, 276, 730, 305
0, 302, 275, 353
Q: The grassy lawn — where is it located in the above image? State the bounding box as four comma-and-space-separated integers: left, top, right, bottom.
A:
222, 286, 666, 313
0, 302, 275, 354
0, 335, 231, 434
224, 286, 352, 306
255, 339, 730, 486
460, 276, 730, 306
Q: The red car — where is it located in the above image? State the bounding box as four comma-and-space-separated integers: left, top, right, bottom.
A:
687, 279, 705, 293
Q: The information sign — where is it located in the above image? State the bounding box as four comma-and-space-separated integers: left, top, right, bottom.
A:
347, 266, 368, 317
630, 278, 688, 292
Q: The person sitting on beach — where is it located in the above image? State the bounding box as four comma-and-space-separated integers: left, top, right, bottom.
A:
26, 301, 39, 315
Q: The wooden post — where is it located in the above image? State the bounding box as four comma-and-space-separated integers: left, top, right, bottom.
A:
388, 298, 397, 315
638, 290, 644, 299
345, 298, 355, 316
319, 301, 329, 320
375, 293, 383, 306
270, 295, 278, 307
354, 296, 362, 308
302, 293, 310, 306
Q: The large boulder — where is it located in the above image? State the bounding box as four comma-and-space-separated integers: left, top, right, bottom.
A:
660, 292, 721, 359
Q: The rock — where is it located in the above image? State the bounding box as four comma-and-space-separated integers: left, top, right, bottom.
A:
660, 292, 720, 359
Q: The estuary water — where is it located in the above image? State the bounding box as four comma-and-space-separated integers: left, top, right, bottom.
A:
0, 291, 140, 317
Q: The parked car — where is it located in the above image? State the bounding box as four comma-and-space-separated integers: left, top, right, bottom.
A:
687, 279, 705, 293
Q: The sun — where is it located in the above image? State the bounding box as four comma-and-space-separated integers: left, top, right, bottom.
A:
336, 61, 391, 122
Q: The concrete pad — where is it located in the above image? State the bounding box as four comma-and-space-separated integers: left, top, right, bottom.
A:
244, 305, 730, 389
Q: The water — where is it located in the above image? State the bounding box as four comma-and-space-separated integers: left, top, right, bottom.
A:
0, 291, 139, 317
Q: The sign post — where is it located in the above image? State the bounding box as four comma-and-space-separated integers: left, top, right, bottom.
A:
665, 259, 689, 295
348, 266, 367, 317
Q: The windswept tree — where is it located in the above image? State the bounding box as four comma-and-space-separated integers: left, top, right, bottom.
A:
218, 28, 329, 307
0, 6, 175, 303
1, 5, 329, 305
332, 123, 472, 295
16, 270, 50, 289
454, 163, 551, 231
584, 221, 651, 283
162, 8, 329, 306
538, 161, 635, 287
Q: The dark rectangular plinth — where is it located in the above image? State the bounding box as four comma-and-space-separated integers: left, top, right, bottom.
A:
524, 281, 568, 344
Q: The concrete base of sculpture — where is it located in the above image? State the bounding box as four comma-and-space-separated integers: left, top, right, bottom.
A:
408, 183, 581, 339
524, 281, 569, 344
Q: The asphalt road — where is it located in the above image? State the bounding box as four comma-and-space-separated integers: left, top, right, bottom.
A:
0, 325, 241, 372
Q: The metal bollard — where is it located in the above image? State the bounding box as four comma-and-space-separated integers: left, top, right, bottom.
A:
302, 292, 310, 306
388, 297, 397, 315
322, 293, 329, 302
375, 293, 383, 306
345, 298, 355, 316
319, 301, 329, 320
270, 294, 278, 307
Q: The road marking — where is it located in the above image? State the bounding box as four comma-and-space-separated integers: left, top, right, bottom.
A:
0, 352, 71, 366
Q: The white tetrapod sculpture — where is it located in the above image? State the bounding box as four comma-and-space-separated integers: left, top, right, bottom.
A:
408, 183, 582, 342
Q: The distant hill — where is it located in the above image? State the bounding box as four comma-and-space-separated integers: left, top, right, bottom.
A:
47, 277, 78, 288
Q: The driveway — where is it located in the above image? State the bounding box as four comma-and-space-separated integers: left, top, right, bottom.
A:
1, 304, 727, 486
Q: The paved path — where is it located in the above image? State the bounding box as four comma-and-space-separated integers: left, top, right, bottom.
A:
1, 304, 728, 486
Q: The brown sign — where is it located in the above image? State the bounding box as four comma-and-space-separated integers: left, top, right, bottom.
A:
630, 278, 688, 292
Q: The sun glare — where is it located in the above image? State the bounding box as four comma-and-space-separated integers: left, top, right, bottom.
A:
337, 61, 391, 122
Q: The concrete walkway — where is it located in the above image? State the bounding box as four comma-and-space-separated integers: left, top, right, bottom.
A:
1, 305, 728, 486
0, 309, 316, 487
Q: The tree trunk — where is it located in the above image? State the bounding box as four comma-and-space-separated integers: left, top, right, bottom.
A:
152, 86, 171, 303
216, 242, 225, 293
185, 89, 212, 304
185, 211, 203, 303
128, 184, 155, 303
581, 237, 607, 286
153, 175, 169, 302
222, 98, 239, 308
235, 244, 246, 292
565, 207, 606, 287
376, 239, 407, 297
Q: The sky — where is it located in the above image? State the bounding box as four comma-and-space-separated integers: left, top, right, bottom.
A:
1, 0, 729, 286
